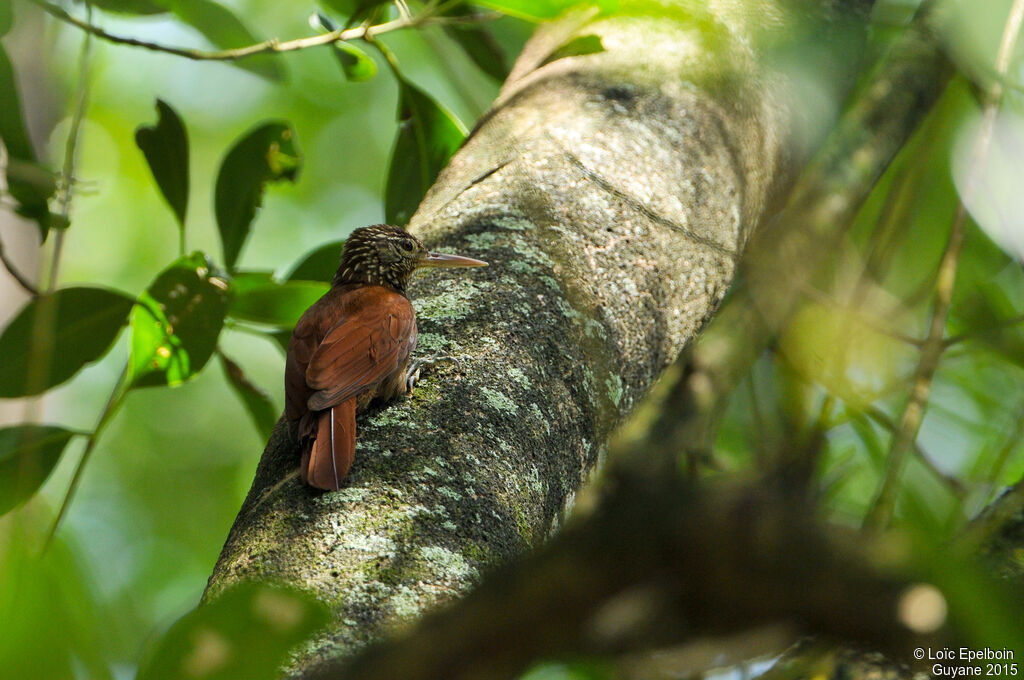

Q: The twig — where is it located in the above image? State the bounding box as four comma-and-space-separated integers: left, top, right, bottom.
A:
0, 236, 40, 296
46, 0, 93, 292
26, 0, 489, 63
42, 362, 130, 551
862, 405, 967, 498
863, 0, 1024, 532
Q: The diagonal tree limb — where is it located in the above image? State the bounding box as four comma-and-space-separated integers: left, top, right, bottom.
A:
206, 1, 882, 675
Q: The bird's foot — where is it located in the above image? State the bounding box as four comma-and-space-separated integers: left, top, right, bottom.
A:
405, 354, 457, 393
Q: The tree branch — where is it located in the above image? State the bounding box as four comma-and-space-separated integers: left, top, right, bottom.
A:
25, 0, 479, 62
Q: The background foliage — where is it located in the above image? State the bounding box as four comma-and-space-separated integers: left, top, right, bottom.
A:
0, 0, 1022, 677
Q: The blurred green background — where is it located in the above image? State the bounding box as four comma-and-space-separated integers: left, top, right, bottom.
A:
1, 0, 1023, 677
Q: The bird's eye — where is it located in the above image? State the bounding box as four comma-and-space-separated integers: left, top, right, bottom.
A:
400, 238, 415, 252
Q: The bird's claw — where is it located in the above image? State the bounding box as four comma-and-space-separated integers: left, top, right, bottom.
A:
404, 354, 458, 394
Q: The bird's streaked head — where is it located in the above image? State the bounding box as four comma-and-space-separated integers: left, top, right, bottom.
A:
333, 224, 486, 292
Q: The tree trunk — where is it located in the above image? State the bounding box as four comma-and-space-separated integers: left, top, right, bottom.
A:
205, 1, 869, 673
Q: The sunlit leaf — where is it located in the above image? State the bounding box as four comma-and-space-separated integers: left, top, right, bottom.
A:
333, 41, 378, 81
0, 425, 77, 515
229, 279, 327, 328
136, 99, 190, 229
473, 0, 615, 21
0, 287, 134, 398
136, 582, 329, 680
310, 12, 378, 82
160, 0, 283, 81
219, 353, 278, 440
130, 253, 231, 388
385, 76, 467, 225
0, 43, 57, 239
286, 239, 344, 283
540, 34, 605, 65
214, 122, 301, 272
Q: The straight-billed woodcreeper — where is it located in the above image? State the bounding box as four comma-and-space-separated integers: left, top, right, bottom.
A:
284, 224, 487, 490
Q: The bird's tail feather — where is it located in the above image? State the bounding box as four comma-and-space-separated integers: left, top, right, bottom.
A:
302, 399, 357, 490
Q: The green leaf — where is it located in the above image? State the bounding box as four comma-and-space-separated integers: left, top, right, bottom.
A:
473, 0, 616, 21
219, 353, 277, 440
385, 77, 467, 225
316, 0, 390, 20
229, 279, 327, 328
135, 582, 329, 680
311, 12, 378, 82
160, 0, 283, 81
136, 99, 190, 229
540, 34, 605, 65
129, 253, 231, 388
0, 43, 57, 239
442, 6, 508, 81
0, 287, 134, 398
1, 0, 13, 36
286, 240, 344, 283
0, 425, 77, 515
88, 0, 169, 14
334, 41, 378, 81
214, 122, 301, 272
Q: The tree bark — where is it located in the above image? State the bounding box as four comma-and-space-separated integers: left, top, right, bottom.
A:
205, 1, 870, 673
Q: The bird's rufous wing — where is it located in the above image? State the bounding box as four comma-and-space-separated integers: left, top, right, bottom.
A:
284, 312, 320, 422
305, 292, 416, 411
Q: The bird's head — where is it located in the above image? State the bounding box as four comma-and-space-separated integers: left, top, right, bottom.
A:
333, 224, 487, 292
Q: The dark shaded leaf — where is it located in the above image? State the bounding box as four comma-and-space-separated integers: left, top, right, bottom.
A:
129, 253, 231, 388
229, 279, 327, 328
219, 353, 277, 440
442, 6, 508, 81
0, 43, 57, 239
135, 582, 329, 680
0, 425, 76, 515
540, 34, 605, 65
286, 240, 344, 283
385, 77, 466, 225
136, 99, 190, 228
268, 329, 292, 354
230, 270, 276, 295
161, 0, 283, 81
951, 285, 1024, 369
0, 287, 134, 398
214, 122, 301, 272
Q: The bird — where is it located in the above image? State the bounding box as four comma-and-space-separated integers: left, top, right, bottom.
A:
284, 224, 487, 490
